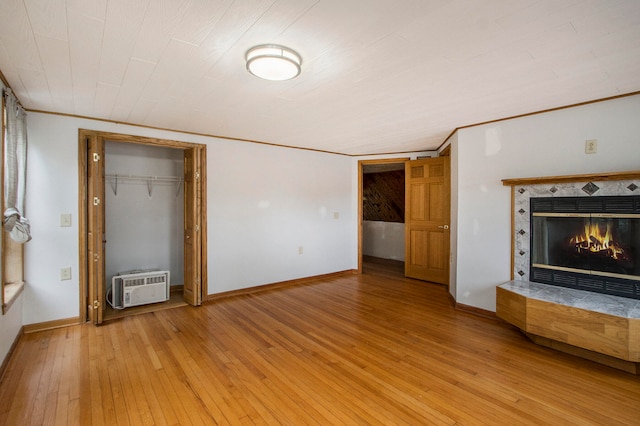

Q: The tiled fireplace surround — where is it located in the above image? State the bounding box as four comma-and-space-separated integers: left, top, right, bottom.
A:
497, 172, 640, 373
504, 176, 640, 318
513, 178, 639, 285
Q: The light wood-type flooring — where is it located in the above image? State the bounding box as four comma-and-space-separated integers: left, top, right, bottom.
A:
1, 261, 639, 425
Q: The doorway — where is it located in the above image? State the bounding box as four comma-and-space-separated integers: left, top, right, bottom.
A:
78, 130, 207, 324
358, 159, 409, 273
358, 156, 450, 286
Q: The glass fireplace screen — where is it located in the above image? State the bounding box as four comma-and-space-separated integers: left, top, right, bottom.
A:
529, 196, 640, 299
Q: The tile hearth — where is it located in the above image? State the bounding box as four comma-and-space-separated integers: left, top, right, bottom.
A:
499, 280, 640, 319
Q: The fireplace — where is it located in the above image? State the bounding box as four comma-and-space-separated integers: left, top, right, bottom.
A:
530, 195, 640, 299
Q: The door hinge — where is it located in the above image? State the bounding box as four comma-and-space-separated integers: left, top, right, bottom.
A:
93, 197, 101, 206
93, 300, 100, 309
93, 253, 100, 262
93, 153, 100, 162
195, 171, 200, 180
195, 225, 199, 232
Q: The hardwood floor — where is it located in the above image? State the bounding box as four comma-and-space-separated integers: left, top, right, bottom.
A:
1, 263, 639, 425
103, 288, 187, 322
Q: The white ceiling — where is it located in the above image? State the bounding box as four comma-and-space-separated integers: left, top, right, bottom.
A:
1, 0, 639, 156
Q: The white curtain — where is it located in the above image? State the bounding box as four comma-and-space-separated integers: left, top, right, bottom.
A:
3, 88, 31, 243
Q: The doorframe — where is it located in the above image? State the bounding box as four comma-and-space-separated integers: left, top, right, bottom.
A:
78, 129, 208, 322
357, 158, 410, 273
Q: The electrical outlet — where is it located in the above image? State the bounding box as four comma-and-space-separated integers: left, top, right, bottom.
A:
60, 213, 72, 227
585, 139, 598, 154
333, 212, 339, 220
60, 267, 72, 280
298, 246, 304, 255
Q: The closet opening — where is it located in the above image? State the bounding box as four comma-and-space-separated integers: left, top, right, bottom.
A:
103, 141, 185, 320
79, 130, 207, 324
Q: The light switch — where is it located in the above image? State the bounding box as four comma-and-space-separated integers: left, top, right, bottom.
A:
60, 213, 72, 227
585, 139, 597, 154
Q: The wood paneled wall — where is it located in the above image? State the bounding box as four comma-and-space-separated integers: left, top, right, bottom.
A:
363, 171, 405, 223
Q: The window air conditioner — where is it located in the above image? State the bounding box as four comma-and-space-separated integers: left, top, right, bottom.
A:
110, 270, 170, 309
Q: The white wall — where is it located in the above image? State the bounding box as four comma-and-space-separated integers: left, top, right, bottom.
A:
104, 142, 184, 288
362, 221, 404, 261
446, 133, 459, 301
452, 94, 640, 311
24, 112, 356, 324
0, 292, 22, 369
208, 138, 354, 292
20, 95, 640, 325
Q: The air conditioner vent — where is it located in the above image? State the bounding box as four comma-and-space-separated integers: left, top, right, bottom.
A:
109, 270, 170, 309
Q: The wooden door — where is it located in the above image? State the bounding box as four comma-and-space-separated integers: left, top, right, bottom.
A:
183, 147, 202, 306
86, 135, 106, 324
405, 156, 450, 284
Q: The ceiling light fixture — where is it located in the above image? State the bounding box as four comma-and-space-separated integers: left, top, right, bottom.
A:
245, 44, 302, 81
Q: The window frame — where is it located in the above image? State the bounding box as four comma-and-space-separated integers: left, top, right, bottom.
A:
1, 89, 25, 315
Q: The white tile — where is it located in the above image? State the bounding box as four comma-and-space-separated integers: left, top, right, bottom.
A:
66, 0, 107, 21
0, 0, 42, 72
24, 0, 68, 40
112, 58, 156, 121
169, 0, 233, 46
130, 0, 188, 64
93, 82, 120, 118
34, 35, 73, 111
0, 39, 33, 104
67, 8, 103, 113
15, 66, 52, 108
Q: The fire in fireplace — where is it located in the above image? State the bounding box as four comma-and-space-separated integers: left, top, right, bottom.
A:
571, 220, 626, 260
530, 196, 640, 299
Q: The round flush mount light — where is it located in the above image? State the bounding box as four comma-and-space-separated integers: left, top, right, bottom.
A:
245, 44, 302, 81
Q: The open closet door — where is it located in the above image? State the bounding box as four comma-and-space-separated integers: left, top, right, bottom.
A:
404, 156, 450, 285
87, 135, 106, 324
183, 147, 202, 306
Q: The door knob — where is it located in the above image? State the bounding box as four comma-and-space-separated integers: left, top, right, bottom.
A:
438, 225, 449, 229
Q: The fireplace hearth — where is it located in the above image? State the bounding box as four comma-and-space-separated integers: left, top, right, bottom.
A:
530, 195, 640, 299
500, 172, 640, 373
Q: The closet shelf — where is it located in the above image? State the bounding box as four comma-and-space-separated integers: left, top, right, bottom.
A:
105, 174, 183, 197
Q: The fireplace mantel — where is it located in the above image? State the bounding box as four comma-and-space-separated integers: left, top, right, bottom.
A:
502, 170, 640, 187
497, 170, 640, 373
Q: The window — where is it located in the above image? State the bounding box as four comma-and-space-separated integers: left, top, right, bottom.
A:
2, 87, 29, 314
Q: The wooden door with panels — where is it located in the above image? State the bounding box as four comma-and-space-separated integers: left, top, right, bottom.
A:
80, 130, 206, 324
404, 156, 450, 284
85, 134, 106, 324
183, 147, 202, 306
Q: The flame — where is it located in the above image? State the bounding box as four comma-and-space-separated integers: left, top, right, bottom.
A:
569, 221, 624, 259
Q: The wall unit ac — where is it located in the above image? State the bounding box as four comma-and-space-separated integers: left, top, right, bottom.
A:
110, 270, 170, 309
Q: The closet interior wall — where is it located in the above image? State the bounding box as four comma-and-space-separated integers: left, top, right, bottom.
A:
104, 141, 184, 294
